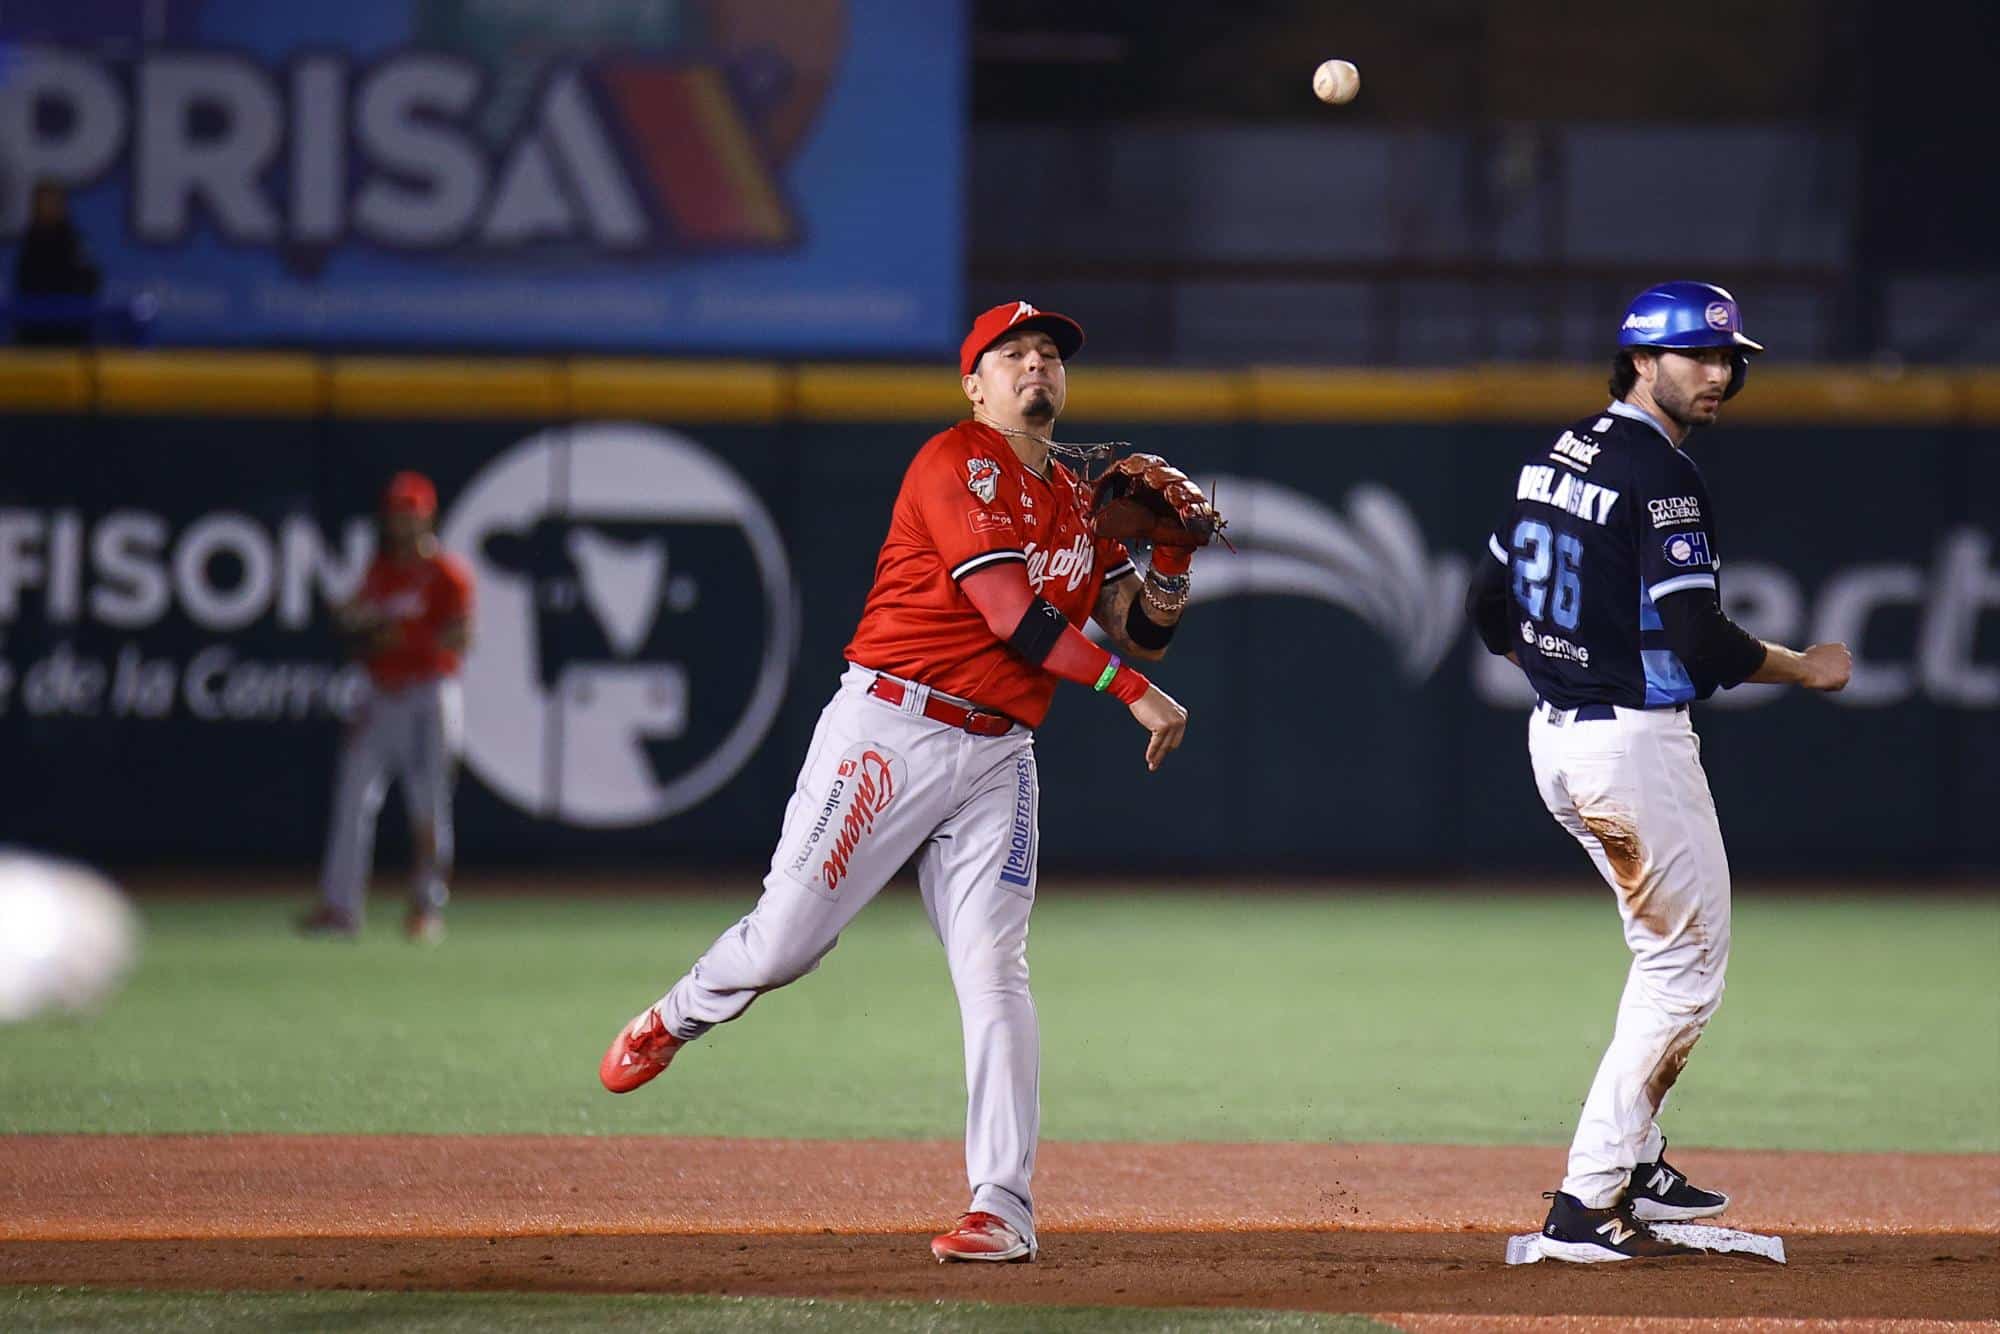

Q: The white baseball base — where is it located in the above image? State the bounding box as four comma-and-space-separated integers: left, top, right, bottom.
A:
1505, 1224, 1787, 1265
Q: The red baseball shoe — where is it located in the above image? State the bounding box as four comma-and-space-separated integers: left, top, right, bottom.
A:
296, 905, 359, 939
598, 1006, 682, 1093
930, 1212, 1036, 1263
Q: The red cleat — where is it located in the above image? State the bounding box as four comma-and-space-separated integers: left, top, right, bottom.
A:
296, 905, 359, 939
598, 1006, 682, 1093
930, 1212, 1036, 1263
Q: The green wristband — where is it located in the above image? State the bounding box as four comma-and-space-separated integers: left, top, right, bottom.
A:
1093, 657, 1122, 693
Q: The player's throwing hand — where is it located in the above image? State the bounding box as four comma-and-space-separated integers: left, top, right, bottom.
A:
1129, 683, 1188, 771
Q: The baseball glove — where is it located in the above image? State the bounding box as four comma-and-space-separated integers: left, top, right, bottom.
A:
1088, 453, 1226, 549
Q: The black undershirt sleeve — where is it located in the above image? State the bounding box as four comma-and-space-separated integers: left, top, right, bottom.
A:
1465, 551, 1515, 656
1124, 592, 1176, 650
1655, 587, 1768, 690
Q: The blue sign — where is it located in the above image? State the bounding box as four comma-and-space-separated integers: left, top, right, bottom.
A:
0, 0, 963, 352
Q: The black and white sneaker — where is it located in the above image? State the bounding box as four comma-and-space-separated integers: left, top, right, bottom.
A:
1538, 1191, 1697, 1263
1628, 1153, 1730, 1222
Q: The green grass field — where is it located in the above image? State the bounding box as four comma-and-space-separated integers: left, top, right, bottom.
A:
1, 1288, 1393, 1333
3, 887, 1994, 1151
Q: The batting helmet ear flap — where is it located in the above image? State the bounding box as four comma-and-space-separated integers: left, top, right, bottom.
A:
1723, 351, 1749, 400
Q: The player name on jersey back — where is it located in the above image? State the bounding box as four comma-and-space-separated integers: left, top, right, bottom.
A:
1492, 406, 1721, 712
1515, 462, 1620, 526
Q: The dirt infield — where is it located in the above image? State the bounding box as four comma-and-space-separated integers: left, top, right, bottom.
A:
2, 1137, 1995, 1324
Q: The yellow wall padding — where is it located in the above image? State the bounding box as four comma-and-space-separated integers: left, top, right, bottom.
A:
566, 360, 786, 423
792, 365, 967, 422
93, 351, 326, 416
0, 350, 91, 412
0, 351, 1995, 427
329, 358, 565, 419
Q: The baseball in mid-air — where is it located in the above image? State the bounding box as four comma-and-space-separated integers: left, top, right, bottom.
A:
0, 851, 140, 1024
1312, 59, 1360, 105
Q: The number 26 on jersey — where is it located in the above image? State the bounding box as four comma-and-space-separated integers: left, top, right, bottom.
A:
1511, 520, 1583, 630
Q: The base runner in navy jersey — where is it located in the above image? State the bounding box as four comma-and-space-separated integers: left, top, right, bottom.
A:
1464, 281, 1852, 1263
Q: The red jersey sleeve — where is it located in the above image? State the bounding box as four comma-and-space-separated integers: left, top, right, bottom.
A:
1098, 535, 1138, 585
432, 553, 474, 621
910, 433, 1029, 583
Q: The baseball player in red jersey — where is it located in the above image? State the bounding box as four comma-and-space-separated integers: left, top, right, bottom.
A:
299, 472, 474, 943
600, 302, 1203, 1263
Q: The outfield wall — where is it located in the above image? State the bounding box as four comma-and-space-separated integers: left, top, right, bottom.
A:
2, 354, 1994, 875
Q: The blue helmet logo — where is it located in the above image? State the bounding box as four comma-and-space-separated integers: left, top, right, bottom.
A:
1617, 280, 1764, 400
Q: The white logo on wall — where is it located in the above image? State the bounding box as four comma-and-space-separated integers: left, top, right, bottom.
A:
1094, 476, 1998, 711
439, 424, 797, 827
0, 509, 373, 722
1181, 479, 1467, 681
0, 48, 647, 250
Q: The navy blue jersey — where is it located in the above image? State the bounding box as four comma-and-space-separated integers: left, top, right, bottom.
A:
1484, 401, 1723, 709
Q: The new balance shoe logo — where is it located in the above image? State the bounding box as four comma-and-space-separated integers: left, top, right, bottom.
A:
1596, 1218, 1636, 1245
1647, 1167, 1679, 1194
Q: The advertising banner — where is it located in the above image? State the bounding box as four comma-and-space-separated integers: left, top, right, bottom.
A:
1, 415, 1994, 874
0, 0, 963, 352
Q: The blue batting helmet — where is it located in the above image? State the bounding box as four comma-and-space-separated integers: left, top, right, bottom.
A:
1617, 280, 1764, 400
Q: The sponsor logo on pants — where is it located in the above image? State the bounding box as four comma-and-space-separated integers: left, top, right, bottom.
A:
999, 754, 1035, 888
785, 741, 905, 898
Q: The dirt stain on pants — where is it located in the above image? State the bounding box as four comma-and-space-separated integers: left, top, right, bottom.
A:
1581, 811, 1667, 936
1643, 1028, 1700, 1117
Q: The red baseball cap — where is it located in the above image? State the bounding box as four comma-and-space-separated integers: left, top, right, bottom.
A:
382, 471, 437, 517
959, 300, 1085, 377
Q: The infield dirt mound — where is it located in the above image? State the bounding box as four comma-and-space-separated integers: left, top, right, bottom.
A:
2, 1233, 1994, 1321
1, 1137, 1993, 1322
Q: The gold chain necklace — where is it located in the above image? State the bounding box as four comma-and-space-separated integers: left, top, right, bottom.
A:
971, 412, 1125, 478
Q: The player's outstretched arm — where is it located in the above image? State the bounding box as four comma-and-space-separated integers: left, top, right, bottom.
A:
1745, 641, 1853, 691
1653, 588, 1851, 694
960, 564, 1190, 771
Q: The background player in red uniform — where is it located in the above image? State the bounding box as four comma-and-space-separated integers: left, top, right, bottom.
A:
599, 302, 1206, 1264
300, 472, 474, 943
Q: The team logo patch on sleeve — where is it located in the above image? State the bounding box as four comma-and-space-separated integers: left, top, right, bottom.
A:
1663, 531, 1712, 567
966, 458, 1000, 504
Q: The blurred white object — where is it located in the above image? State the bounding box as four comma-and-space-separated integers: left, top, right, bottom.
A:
0, 851, 142, 1023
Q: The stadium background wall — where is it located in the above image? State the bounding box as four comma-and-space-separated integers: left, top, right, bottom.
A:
1, 352, 1994, 876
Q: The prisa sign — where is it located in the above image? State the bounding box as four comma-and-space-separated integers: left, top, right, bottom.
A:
0, 47, 795, 253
